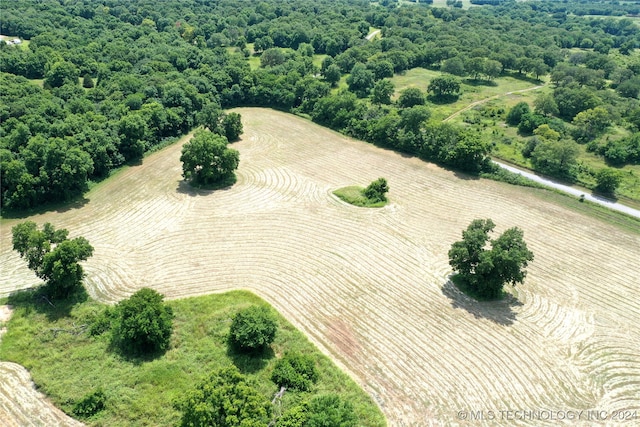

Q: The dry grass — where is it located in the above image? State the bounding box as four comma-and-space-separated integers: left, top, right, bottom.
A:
1, 108, 639, 426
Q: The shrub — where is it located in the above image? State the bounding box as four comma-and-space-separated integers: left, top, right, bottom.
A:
229, 306, 278, 353
271, 352, 319, 391
73, 389, 106, 418
177, 366, 271, 427
112, 288, 174, 356
363, 178, 389, 203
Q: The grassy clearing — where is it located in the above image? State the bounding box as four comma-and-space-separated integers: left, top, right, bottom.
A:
0, 290, 385, 427
391, 68, 544, 120
333, 186, 388, 208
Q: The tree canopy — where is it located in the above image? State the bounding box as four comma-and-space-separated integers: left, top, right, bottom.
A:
11, 221, 93, 298
448, 219, 534, 300
177, 366, 271, 427
180, 129, 239, 186
111, 287, 174, 356
229, 305, 278, 353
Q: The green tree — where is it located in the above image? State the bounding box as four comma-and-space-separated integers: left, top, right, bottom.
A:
221, 112, 244, 142
323, 64, 342, 87
595, 168, 621, 195
427, 76, 461, 99
448, 219, 534, 300
346, 63, 374, 97
441, 56, 466, 77
530, 139, 580, 180
82, 74, 94, 89
118, 113, 148, 161
363, 177, 389, 203
572, 107, 611, 143
271, 352, 319, 391
177, 366, 270, 427
506, 102, 530, 126
180, 130, 239, 185
534, 93, 559, 117
112, 288, 174, 356
371, 79, 394, 105
307, 394, 357, 427
397, 87, 425, 108
11, 221, 93, 298
45, 60, 78, 88
229, 305, 278, 353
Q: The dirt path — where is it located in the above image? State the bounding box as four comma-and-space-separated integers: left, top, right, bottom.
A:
1, 109, 639, 426
443, 84, 544, 122
494, 160, 640, 219
366, 29, 381, 41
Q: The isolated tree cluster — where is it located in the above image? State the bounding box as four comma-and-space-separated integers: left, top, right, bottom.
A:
180, 129, 240, 186
449, 219, 534, 300
363, 177, 389, 203
11, 221, 93, 299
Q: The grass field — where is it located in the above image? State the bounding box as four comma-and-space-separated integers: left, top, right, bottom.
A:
1, 108, 639, 426
0, 291, 384, 426
391, 68, 545, 120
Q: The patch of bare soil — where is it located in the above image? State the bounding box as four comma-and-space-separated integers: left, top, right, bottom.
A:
1, 109, 639, 426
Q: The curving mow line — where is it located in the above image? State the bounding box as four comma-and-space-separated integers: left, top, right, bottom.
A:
1, 108, 639, 426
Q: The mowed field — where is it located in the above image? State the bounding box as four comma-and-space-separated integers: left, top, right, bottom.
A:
1, 108, 640, 426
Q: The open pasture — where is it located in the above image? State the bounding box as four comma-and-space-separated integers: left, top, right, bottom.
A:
1, 108, 639, 426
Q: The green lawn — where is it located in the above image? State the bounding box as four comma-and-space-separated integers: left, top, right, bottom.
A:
0, 290, 385, 426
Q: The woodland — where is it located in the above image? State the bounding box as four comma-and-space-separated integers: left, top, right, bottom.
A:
1, 0, 639, 210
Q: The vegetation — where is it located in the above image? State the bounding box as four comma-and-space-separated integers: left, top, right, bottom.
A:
180, 129, 240, 187
0, 291, 385, 426
448, 219, 534, 300
11, 221, 93, 299
334, 178, 389, 208
2, 0, 639, 212
110, 288, 174, 357
271, 352, 319, 392
229, 305, 278, 353
177, 366, 271, 427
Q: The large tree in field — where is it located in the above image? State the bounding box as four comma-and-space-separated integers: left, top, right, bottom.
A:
180, 129, 239, 185
12, 221, 93, 299
448, 219, 534, 300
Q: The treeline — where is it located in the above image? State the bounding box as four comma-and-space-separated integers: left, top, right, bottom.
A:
1, 0, 639, 210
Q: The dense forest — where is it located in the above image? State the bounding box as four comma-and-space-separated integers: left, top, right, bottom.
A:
1, 0, 639, 210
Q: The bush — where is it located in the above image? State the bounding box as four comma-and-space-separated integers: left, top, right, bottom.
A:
229, 305, 278, 353
89, 306, 115, 336
73, 389, 106, 418
271, 352, 319, 391
177, 366, 271, 427
112, 288, 174, 356
307, 394, 357, 427
363, 178, 389, 203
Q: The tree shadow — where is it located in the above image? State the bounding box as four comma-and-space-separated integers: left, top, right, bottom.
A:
464, 78, 498, 87
426, 94, 460, 105
1, 196, 90, 220
453, 169, 481, 181
226, 343, 275, 375
176, 174, 237, 196
6, 285, 88, 322
590, 190, 618, 203
441, 279, 522, 326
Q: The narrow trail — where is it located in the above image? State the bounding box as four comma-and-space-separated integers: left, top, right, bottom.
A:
365, 29, 381, 41
493, 160, 640, 219
443, 84, 544, 122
